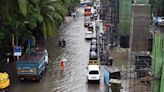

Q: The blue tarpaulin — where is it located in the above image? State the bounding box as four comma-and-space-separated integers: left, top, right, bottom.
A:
104, 68, 110, 85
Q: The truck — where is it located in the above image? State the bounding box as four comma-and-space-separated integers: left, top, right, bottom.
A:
16, 48, 48, 82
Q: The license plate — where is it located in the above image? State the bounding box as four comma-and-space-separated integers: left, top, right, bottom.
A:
21, 70, 30, 72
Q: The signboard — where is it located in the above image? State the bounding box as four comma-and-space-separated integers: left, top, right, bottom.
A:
14, 46, 22, 56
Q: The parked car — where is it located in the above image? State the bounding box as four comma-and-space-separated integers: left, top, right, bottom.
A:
85, 31, 93, 39
90, 44, 97, 51
84, 20, 90, 27
87, 65, 100, 83
153, 16, 164, 26
91, 39, 97, 45
90, 14, 94, 21
88, 23, 93, 32
157, 17, 164, 26
84, 17, 91, 27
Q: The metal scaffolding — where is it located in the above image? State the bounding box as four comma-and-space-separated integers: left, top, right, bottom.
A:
100, 0, 164, 92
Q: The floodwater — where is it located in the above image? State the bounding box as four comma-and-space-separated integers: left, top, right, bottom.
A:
8, 7, 107, 92
49, 7, 106, 92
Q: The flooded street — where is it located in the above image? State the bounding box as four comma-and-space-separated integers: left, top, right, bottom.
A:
1, 1, 163, 92
8, 7, 106, 92
50, 7, 105, 92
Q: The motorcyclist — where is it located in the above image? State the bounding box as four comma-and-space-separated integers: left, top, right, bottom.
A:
58, 39, 66, 47
58, 40, 62, 47
62, 39, 66, 47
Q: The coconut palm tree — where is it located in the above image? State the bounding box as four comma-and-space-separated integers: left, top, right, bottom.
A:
0, 0, 80, 45
16, 0, 65, 42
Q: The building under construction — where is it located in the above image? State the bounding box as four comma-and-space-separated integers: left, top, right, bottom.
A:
100, 0, 164, 92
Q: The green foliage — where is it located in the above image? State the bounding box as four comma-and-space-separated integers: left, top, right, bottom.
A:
0, 31, 5, 41
150, 0, 164, 16
17, 0, 28, 16
134, 0, 149, 4
53, 3, 67, 20
0, 0, 80, 49
38, 0, 61, 38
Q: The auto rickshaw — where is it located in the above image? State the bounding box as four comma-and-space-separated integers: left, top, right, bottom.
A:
0, 72, 10, 92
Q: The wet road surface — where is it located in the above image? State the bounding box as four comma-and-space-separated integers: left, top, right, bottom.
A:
8, 7, 164, 92
8, 7, 107, 92
50, 7, 106, 92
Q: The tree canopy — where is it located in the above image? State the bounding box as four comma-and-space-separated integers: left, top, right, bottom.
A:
0, 0, 79, 60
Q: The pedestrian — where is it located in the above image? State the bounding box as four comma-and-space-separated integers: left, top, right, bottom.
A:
59, 58, 67, 72
71, 10, 76, 19
73, 13, 75, 19
6, 53, 10, 64
7, 57, 9, 64
58, 40, 62, 47
60, 60, 65, 72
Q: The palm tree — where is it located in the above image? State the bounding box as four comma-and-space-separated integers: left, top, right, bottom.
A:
33, 0, 68, 44
0, 0, 80, 61
0, 0, 80, 45
16, 0, 65, 43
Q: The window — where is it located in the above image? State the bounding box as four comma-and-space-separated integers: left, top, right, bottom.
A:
89, 71, 99, 74
85, 9, 91, 12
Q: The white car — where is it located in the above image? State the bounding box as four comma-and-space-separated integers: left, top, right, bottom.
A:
157, 17, 164, 26
85, 31, 92, 39
153, 16, 164, 26
87, 65, 100, 83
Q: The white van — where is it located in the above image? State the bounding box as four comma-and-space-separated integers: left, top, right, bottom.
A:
87, 65, 100, 83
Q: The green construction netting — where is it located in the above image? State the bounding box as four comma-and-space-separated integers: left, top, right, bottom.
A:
152, 33, 164, 92
134, 0, 149, 4
119, 0, 132, 34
